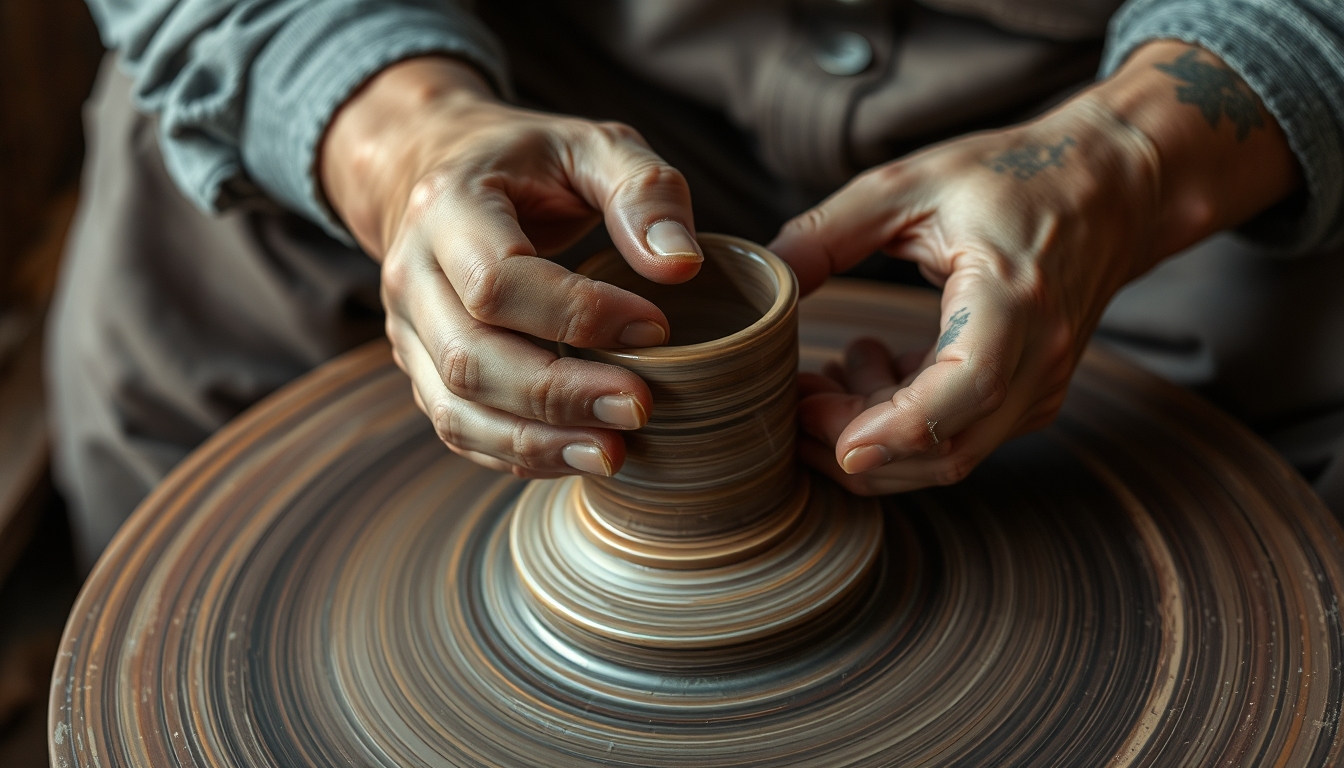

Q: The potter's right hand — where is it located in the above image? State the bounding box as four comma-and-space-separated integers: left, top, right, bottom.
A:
321, 57, 703, 479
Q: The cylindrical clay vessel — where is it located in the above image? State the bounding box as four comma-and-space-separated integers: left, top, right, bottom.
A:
502, 234, 881, 657
573, 234, 801, 542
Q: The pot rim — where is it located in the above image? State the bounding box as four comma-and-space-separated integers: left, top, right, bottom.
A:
580, 232, 798, 362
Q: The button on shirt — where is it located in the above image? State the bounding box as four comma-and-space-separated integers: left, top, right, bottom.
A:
814, 31, 873, 76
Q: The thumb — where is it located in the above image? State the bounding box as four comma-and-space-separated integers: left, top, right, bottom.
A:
568, 123, 703, 285
769, 169, 919, 294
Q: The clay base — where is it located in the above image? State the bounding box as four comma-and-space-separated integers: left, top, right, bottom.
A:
496, 472, 882, 673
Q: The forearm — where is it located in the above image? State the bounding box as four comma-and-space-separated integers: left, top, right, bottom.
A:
1082, 40, 1302, 261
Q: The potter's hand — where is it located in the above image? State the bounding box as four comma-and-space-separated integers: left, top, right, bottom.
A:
322, 57, 703, 478
775, 102, 1160, 495
771, 41, 1301, 495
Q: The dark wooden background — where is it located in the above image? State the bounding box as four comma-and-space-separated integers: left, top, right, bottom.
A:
0, 2, 102, 764
0, 0, 102, 309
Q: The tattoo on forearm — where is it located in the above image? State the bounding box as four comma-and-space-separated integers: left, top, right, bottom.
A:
1155, 50, 1264, 141
984, 137, 1076, 180
937, 307, 970, 352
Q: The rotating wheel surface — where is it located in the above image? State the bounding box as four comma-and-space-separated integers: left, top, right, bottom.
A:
51, 282, 1344, 767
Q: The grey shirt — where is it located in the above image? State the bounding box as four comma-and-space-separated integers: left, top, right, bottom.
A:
51, 0, 1344, 564
85, 0, 1344, 254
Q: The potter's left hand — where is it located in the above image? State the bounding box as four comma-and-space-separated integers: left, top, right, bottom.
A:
770, 41, 1301, 495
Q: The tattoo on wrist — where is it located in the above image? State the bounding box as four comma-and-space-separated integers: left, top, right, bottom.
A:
937, 307, 970, 352
1155, 49, 1265, 141
984, 137, 1076, 180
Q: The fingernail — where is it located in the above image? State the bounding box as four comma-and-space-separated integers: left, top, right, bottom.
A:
645, 221, 703, 261
593, 394, 647, 429
841, 444, 890, 474
619, 320, 667, 347
562, 443, 614, 476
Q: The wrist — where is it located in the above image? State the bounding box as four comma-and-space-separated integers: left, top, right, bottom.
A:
320, 55, 497, 257
1017, 95, 1165, 277
1082, 40, 1301, 259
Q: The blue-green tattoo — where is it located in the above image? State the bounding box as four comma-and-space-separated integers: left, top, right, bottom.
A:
1155, 50, 1264, 141
937, 307, 970, 352
984, 137, 1076, 180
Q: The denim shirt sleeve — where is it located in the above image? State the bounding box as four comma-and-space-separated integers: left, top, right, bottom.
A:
1102, 0, 1344, 256
85, 0, 509, 243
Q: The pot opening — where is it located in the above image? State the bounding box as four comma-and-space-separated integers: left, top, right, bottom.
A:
581, 242, 778, 347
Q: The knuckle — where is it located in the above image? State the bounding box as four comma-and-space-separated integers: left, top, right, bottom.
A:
509, 421, 550, 470
406, 170, 452, 221
887, 406, 940, 454
973, 250, 1020, 287
430, 398, 466, 448
459, 260, 508, 323
792, 206, 829, 239
617, 162, 689, 202
968, 355, 1010, 413
436, 334, 480, 398
647, 163, 690, 193
1042, 321, 1076, 361
897, 419, 937, 454
891, 397, 939, 452
778, 206, 842, 272
556, 275, 605, 344
595, 120, 645, 145
1023, 274, 1053, 315
524, 369, 565, 424
870, 161, 907, 187
380, 252, 413, 302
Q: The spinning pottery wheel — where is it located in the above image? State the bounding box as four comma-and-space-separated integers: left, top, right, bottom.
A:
51, 236, 1344, 767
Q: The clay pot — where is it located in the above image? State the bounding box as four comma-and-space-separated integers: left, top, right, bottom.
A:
571, 233, 801, 545
507, 234, 882, 656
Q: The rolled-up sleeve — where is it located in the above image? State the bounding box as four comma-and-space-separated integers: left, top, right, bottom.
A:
85, 0, 509, 241
1101, 0, 1344, 255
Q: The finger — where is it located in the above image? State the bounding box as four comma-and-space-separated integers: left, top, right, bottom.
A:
833, 269, 1026, 471
446, 444, 569, 480
822, 361, 846, 385
799, 371, 845, 398
396, 268, 652, 428
804, 424, 988, 495
393, 324, 626, 476
404, 175, 672, 349
801, 437, 951, 496
768, 167, 924, 293
798, 392, 868, 447
801, 436, 924, 497
842, 338, 898, 397
803, 440, 967, 495
860, 338, 1068, 490
834, 406, 1018, 492
565, 123, 704, 285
